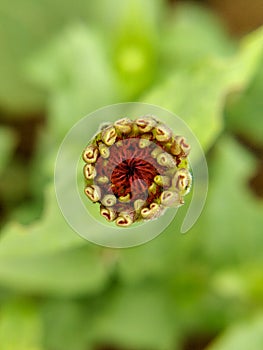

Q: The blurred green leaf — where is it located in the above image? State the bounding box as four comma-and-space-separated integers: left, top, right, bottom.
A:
227, 27, 263, 89
0, 185, 84, 259
0, 188, 110, 296
27, 24, 118, 140
0, 0, 93, 114
0, 298, 43, 350
143, 26, 263, 151
116, 136, 263, 342
225, 58, 263, 146
207, 315, 263, 350
91, 284, 178, 350
160, 3, 236, 71
106, 0, 162, 98
0, 244, 109, 296
194, 136, 263, 266
119, 136, 263, 290
142, 58, 227, 151
0, 127, 15, 174
42, 299, 94, 350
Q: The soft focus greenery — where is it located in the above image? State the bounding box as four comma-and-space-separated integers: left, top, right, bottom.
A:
0, 1, 263, 349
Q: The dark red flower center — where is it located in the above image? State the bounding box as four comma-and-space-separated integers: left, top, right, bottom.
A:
111, 157, 159, 198
94, 138, 165, 213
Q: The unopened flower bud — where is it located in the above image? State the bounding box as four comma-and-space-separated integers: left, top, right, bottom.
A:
118, 193, 131, 202
98, 143, 110, 158
154, 124, 172, 142
83, 163, 96, 180
151, 147, 163, 158
139, 138, 151, 148
116, 213, 134, 227
96, 176, 110, 184
101, 125, 117, 146
148, 182, 157, 194
134, 199, 145, 212
101, 194, 117, 207
160, 190, 182, 207
136, 116, 156, 133
141, 203, 161, 219
83, 145, 99, 163
157, 152, 176, 168
82, 116, 192, 226
171, 136, 191, 156
172, 168, 192, 195
175, 136, 191, 156
154, 175, 170, 187
100, 206, 117, 221
85, 185, 101, 202
114, 118, 133, 134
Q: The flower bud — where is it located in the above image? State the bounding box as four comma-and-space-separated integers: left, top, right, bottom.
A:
148, 182, 157, 194
157, 152, 176, 168
114, 118, 133, 134
84, 185, 101, 202
171, 136, 191, 156
154, 124, 172, 142
118, 193, 131, 202
83, 145, 99, 163
98, 143, 110, 158
151, 147, 163, 158
136, 116, 156, 133
160, 190, 182, 207
96, 176, 110, 184
101, 194, 117, 207
100, 206, 117, 221
101, 125, 117, 146
170, 141, 180, 155
154, 175, 170, 187
139, 138, 151, 148
82, 116, 192, 226
134, 199, 145, 212
83, 163, 96, 180
172, 168, 192, 195
141, 203, 161, 220
175, 136, 191, 156
116, 213, 134, 227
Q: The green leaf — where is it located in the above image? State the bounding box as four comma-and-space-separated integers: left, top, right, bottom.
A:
142, 58, 228, 151
0, 298, 43, 350
27, 24, 118, 141
119, 136, 263, 286
0, 245, 109, 296
194, 136, 263, 266
42, 299, 94, 350
91, 284, 178, 350
207, 315, 263, 350
160, 3, 236, 71
0, 127, 15, 174
102, 0, 162, 98
142, 26, 263, 151
225, 56, 263, 146
0, 185, 84, 259
0, 0, 93, 114
0, 186, 111, 296
227, 26, 263, 89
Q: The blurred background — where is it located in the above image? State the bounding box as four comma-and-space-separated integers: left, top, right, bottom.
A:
0, 0, 263, 349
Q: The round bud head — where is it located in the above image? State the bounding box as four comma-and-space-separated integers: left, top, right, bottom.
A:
82, 116, 192, 227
